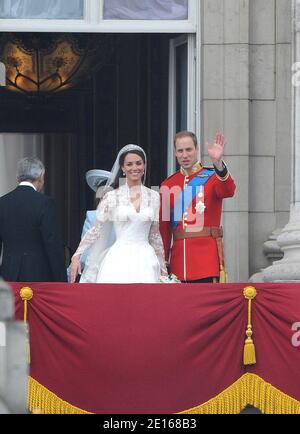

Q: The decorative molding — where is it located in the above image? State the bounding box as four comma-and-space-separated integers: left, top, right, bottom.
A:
263, 229, 284, 262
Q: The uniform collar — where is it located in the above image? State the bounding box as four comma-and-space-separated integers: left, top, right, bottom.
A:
180, 161, 202, 177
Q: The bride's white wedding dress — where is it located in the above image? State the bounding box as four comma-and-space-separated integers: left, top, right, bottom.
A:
73, 183, 167, 283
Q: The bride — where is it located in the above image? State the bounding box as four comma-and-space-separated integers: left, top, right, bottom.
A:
69, 144, 168, 283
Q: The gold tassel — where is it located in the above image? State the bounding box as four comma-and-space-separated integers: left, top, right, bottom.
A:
244, 333, 256, 365
219, 265, 228, 283
20, 287, 33, 364
243, 286, 257, 365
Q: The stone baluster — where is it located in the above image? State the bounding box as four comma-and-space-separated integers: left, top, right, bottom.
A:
0, 281, 28, 414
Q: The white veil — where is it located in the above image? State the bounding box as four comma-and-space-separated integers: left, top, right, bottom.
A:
80, 144, 147, 283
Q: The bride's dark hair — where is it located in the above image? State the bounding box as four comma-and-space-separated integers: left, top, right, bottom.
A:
111, 150, 146, 189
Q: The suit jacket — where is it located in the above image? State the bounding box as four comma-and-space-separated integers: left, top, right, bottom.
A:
160, 166, 236, 281
0, 185, 67, 282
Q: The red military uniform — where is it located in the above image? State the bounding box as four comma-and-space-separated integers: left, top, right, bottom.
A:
160, 162, 236, 281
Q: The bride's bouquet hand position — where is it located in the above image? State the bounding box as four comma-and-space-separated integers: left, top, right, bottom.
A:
69, 255, 81, 283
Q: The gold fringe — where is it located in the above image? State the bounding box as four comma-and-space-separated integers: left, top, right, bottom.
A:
180, 373, 300, 414
28, 377, 91, 414
28, 374, 300, 415
243, 286, 257, 365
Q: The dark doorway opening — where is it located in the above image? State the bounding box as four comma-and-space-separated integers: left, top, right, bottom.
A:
0, 33, 171, 256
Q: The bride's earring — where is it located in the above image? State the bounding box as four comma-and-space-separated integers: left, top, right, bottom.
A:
123, 172, 126, 176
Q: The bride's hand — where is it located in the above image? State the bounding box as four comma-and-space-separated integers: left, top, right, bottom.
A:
69, 255, 81, 283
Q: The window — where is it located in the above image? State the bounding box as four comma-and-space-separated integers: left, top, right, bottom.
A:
103, 0, 188, 20
0, 0, 84, 19
168, 35, 197, 175
0, 0, 196, 33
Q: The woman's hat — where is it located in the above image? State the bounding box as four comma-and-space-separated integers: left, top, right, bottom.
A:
86, 169, 112, 192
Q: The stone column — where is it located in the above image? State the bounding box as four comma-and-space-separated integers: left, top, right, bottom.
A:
202, 0, 250, 281
263, 0, 300, 281
0, 281, 28, 414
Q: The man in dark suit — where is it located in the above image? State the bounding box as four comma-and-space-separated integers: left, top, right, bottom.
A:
0, 157, 67, 282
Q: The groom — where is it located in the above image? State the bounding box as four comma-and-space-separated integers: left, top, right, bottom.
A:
159, 131, 236, 283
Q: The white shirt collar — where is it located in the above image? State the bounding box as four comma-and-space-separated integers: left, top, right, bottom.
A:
19, 181, 37, 191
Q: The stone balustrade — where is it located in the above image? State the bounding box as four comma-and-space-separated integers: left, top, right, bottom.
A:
0, 280, 28, 414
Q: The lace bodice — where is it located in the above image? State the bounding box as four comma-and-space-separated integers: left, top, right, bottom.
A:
73, 184, 167, 275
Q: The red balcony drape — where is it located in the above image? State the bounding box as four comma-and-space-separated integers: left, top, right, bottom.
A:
11, 282, 300, 414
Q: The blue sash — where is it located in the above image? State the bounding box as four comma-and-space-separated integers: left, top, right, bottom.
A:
171, 169, 215, 231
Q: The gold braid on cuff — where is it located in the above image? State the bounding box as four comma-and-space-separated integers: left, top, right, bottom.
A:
216, 171, 230, 182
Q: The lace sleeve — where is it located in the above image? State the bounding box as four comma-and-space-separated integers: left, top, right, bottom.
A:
148, 192, 168, 275
72, 193, 111, 258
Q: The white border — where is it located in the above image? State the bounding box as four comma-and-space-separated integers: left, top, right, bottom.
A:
167, 36, 182, 176
167, 33, 197, 175
0, 0, 197, 33
0, 62, 5, 86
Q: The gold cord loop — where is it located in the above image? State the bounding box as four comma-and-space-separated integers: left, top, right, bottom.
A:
243, 286, 257, 365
